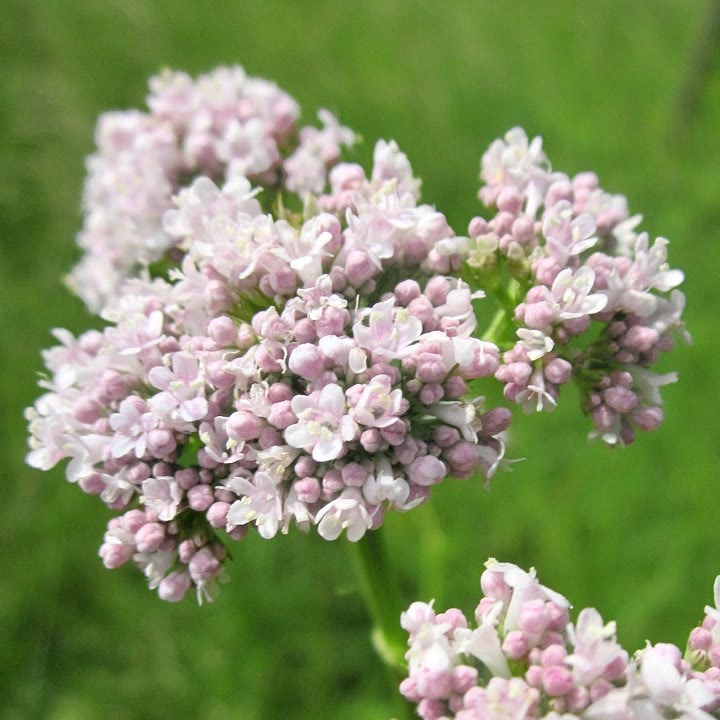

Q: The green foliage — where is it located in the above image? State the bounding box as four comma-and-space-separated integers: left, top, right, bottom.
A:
2, 1, 719, 718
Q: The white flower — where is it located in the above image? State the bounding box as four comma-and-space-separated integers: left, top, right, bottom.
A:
314, 489, 373, 541
285, 384, 358, 462
142, 476, 183, 521
543, 267, 607, 321
427, 401, 478, 442
517, 328, 554, 361
227, 472, 283, 540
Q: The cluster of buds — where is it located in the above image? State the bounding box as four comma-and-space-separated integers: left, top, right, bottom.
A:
452, 128, 689, 445
400, 560, 720, 720
27, 67, 689, 603
68, 66, 355, 312
26, 107, 508, 601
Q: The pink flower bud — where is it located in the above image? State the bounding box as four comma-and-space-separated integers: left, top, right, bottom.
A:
288, 343, 325, 380
99, 542, 134, 569
451, 665, 478, 694
147, 429, 176, 457
416, 668, 452, 701
345, 250, 376, 287
497, 187, 523, 214
293, 318, 317, 343
503, 630, 529, 660
360, 428, 384, 452
541, 644, 567, 667
480, 568, 511, 603
267, 400, 296, 429
341, 462, 368, 487
135, 522, 165, 552
407, 296, 436, 327
432, 425, 461, 448
158, 571, 191, 602
545, 179, 573, 208
526, 665, 543, 687
329, 265, 347, 292
443, 376, 467, 399
226, 410, 264, 441
544, 358, 572, 385
79, 473, 105, 495
380, 418, 407, 445
294, 477, 321, 504
416, 355, 448, 383
401, 601, 436, 634
492, 210, 515, 236
329, 162, 365, 191
603, 386, 638, 414
567, 685, 590, 713
519, 599, 552, 636
542, 666, 574, 696
690, 627, 713, 651
632, 405, 663, 431
524, 302, 554, 330
394, 279, 421, 305
188, 548, 219, 584
72, 397, 102, 424
622, 325, 659, 352
480, 407, 512, 435
591, 404, 617, 429
444, 441, 480, 475
322, 469, 344, 495
206, 501, 230, 528
512, 215, 535, 244
316, 306, 348, 337
174, 467, 199, 490
589, 678, 612, 703
419, 383, 444, 405
417, 697, 446, 720
468, 216, 489, 237
187, 484, 213, 511
436, 608, 468, 632
266, 383, 292, 403
425, 276, 450, 306
207, 316, 237, 346
399, 676, 421, 702
291, 456, 316, 479
407, 455, 446, 486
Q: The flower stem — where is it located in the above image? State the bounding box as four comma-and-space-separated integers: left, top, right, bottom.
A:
348, 528, 408, 671
482, 306, 512, 345
349, 528, 415, 719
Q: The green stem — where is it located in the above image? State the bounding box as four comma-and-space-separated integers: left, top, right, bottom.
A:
482, 307, 512, 345
348, 528, 407, 671
349, 528, 415, 720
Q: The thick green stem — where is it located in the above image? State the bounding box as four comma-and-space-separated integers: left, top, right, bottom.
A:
349, 528, 415, 720
348, 528, 407, 670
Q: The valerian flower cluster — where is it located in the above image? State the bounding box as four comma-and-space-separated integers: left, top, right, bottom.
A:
400, 560, 720, 720
455, 128, 689, 445
25, 68, 687, 603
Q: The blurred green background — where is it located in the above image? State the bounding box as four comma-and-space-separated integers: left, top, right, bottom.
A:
2, 1, 720, 718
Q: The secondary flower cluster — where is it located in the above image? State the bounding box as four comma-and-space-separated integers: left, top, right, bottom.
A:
452, 128, 689, 445
27, 130, 509, 602
68, 65, 355, 312
400, 560, 720, 720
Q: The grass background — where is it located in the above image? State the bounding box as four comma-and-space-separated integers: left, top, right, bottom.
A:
2, 1, 720, 718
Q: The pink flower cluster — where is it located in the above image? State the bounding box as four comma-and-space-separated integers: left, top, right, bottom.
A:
26, 129, 509, 602
67, 66, 355, 312
27, 67, 689, 604
461, 128, 689, 445
400, 560, 720, 720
